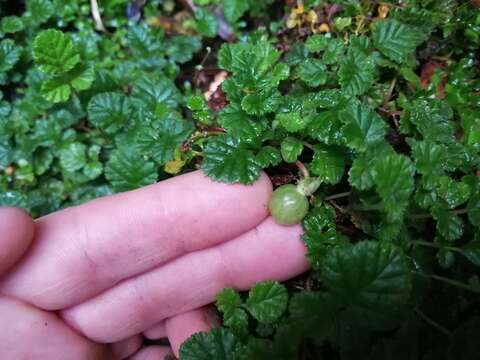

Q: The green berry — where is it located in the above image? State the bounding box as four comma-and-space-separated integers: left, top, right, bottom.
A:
268, 184, 309, 225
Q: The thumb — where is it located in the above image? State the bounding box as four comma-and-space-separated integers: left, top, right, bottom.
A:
0, 207, 34, 276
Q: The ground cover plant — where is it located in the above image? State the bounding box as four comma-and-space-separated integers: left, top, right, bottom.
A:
1, 0, 480, 359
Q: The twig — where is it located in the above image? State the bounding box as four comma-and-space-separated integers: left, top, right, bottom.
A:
90, 0, 107, 32
415, 308, 452, 339
324, 192, 350, 201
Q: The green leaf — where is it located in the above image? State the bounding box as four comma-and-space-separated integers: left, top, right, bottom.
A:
216, 288, 248, 329
349, 156, 374, 190
322, 241, 412, 330
0, 39, 21, 73
179, 328, 240, 360
372, 153, 415, 222
408, 99, 454, 144
33, 29, 80, 75
339, 47, 376, 96
372, 19, 423, 64
195, 8, 219, 37
105, 147, 158, 192
459, 240, 480, 267
135, 117, 194, 164
59, 143, 87, 173
0, 191, 28, 209
26, 0, 55, 25
467, 191, 480, 227
87, 92, 132, 134
298, 59, 327, 87
306, 34, 329, 53
1, 16, 24, 34
276, 112, 310, 133
41, 65, 94, 103
310, 145, 345, 185
245, 281, 288, 324
340, 102, 386, 152
280, 137, 303, 163
219, 105, 267, 144
223, 0, 249, 23
432, 206, 464, 241
165, 35, 202, 64
202, 135, 261, 184
256, 146, 282, 168
323, 38, 345, 65
131, 75, 182, 111
409, 139, 445, 181
308, 109, 344, 145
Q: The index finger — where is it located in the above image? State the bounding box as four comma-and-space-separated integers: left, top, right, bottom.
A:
0, 170, 272, 310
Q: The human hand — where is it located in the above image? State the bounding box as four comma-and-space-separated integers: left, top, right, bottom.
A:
0, 170, 309, 358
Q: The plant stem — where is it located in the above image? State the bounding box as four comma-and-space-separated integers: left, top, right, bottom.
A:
414, 308, 452, 338
410, 240, 457, 252
302, 141, 316, 151
430, 274, 480, 294
295, 160, 310, 178
324, 192, 351, 201
411, 208, 468, 220
90, 0, 107, 32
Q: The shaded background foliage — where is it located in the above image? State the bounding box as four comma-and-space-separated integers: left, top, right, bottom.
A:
0, 0, 479, 359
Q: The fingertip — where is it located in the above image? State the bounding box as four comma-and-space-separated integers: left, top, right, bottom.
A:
0, 207, 35, 275
128, 346, 173, 360
165, 307, 218, 358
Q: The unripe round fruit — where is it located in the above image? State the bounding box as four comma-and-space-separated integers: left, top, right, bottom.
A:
268, 184, 309, 225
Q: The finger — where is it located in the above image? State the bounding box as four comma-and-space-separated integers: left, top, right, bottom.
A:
165, 307, 219, 358
128, 346, 173, 360
62, 217, 308, 343
110, 335, 143, 359
0, 296, 111, 360
143, 321, 167, 340
0, 170, 272, 310
0, 207, 34, 276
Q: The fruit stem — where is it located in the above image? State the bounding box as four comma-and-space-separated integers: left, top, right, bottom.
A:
295, 160, 310, 178
297, 177, 322, 196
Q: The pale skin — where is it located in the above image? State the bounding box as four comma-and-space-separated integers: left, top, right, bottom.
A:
0, 170, 309, 359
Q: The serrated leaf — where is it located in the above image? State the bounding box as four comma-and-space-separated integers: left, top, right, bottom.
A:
323, 38, 345, 65
0, 191, 28, 209
280, 137, 303, 163
41, 65, 94, 103
310, 145, 345, 185
195, 8, 219, 37
87, 92, 131, 134
202, 135, 261, 184
340, 102, 386, 152
308, 109, 344, 145
26, 0, 55, 25
165, 35, 202, 64
179, 328, 240, 360
322, 241, 412, 330
105, 147, 158, 192
298, 59, 327, 87
241, 90, 281, 116
276, 112, 310, 133
216, 288, 248, 329
0, 39, 21, 73
223, 0, 249, 23
246, 281, 288, 324
135, 117, 194, 164
339, 47, 376, 96
1, 16, 25, 34
59, 143, 87, 173
349, 156, 374, 190
33, 29, 80, 75
256, 146, 282, 167
408, 99, 454, 144
131, 75, 182, 111
409, 139, 445, 181
219, 105, 267, 144
373, 19, 423, 64
373, 153, 415, 222
432, 206, 464, 241
305, 34, 329, 53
